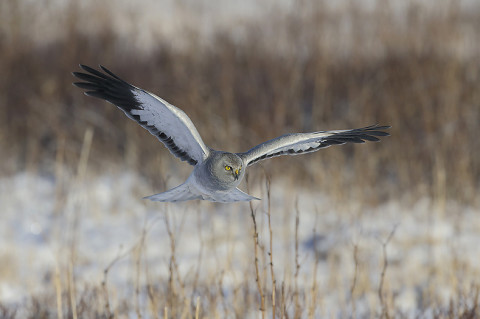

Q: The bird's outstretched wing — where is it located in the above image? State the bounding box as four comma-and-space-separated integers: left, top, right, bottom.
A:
72, 64, 210, 165
237, 125, 390, 166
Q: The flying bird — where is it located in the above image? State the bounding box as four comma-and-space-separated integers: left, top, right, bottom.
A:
73, 65, 390, 203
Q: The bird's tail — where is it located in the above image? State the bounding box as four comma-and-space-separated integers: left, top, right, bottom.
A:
211, 188, 260, 203
144, 182, 202, 202
145, 184, 260, 203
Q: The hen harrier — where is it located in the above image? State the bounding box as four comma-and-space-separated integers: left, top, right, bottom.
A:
73, 65, 390, 203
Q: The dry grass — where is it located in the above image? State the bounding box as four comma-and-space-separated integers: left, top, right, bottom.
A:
1, 188, 479, 319
1, 0, 480, 317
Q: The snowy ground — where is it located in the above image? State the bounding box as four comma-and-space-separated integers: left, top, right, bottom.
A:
0, 171, 479, 317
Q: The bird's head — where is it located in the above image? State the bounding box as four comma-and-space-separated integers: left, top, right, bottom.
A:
214, 152, 244, 184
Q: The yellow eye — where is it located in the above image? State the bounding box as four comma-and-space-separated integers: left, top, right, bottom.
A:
225, 165, 231, 171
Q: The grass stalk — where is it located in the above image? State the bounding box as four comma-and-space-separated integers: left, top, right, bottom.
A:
246, 175, 266, 318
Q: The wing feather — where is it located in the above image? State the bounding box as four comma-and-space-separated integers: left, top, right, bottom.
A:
238, 125, 390, 166
73, 64, 210, 165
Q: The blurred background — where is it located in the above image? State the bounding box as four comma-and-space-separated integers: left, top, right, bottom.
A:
0, 0, 479, 317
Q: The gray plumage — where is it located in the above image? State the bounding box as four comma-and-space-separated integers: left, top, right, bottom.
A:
73, 65, 390, 203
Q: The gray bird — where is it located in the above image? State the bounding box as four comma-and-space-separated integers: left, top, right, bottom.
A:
73, 65, 390, 203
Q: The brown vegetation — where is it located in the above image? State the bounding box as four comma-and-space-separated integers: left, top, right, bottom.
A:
1, 0, 479, 205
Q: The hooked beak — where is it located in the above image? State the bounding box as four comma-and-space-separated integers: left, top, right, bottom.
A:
234, 169, 240, 180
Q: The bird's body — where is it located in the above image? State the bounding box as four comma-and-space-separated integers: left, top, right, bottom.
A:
145, 151, 254, 202
73, 65, 390, 203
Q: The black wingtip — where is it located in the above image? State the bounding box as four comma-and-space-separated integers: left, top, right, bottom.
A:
363, 124, 391, 137
79, 64, 96, 73
99, 65, 123, 81
325, 124, 391, 145
78, 64, 89, 72
376, 125, 392, 131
